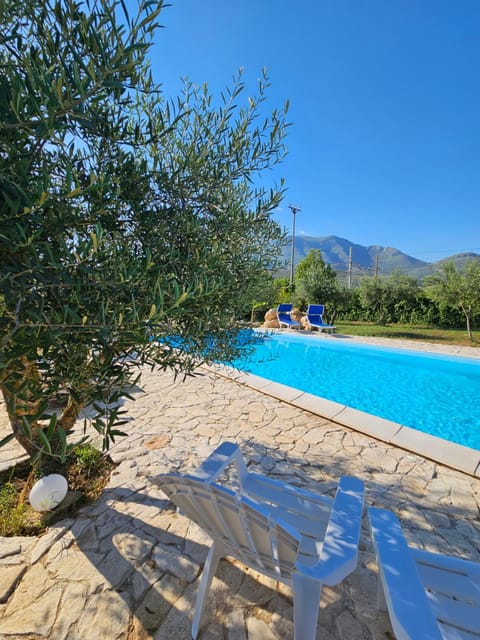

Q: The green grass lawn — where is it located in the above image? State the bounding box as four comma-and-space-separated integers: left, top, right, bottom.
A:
334, 321, 479, 348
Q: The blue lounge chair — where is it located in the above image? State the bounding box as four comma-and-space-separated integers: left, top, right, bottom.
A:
306, 304, 335, 333
277, 303, 301, 328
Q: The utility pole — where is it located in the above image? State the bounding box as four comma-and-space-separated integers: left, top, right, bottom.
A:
347, 246, 353, 290
374, 254, 379, 280
288, 204, 301, 289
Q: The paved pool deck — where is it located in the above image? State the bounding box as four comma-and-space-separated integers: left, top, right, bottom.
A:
0, 333, 479, 639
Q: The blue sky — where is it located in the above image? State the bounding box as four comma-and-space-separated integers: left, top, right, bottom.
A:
145, 1, 479, 262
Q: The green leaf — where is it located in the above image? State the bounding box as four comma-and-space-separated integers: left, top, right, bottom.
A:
147, 303, 156, 320
37, 429, 52, 454
174, 291, 188, 307
66, 187, 82, 198
45, 413, 58, 439
21, 417, 32, 440
0, 433, 16, 448
90, 231, 98, 251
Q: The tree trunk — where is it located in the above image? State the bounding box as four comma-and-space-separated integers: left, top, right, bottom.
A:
0, 357, 81, 457
465, 313, 473, 341
461, 304, 473, 341
59, 396, 80, 432
2, 411, 38, 456
1, 357, 44, 456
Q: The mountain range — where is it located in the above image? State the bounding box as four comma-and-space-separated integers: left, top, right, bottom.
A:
279, 235, 480, 280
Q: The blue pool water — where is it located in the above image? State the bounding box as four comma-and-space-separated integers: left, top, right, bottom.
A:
229, 332, 480, 450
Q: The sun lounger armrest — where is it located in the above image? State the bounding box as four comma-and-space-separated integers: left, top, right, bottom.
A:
243, 472, 333, 509
296, 476, 365, 584
368, 507, 442, 640
190, 441, 248, 484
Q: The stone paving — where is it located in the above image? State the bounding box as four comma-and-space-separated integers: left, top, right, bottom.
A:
0, 337, 480, 639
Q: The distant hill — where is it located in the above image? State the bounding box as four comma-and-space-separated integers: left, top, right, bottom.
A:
278, 235, 480, 280
407, 252, 480, 279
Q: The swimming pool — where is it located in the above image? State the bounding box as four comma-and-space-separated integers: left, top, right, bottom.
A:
228, 332, 480, 450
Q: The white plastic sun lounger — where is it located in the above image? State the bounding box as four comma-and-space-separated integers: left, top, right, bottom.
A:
152, 441, 365, 640
369, 507, 480, 640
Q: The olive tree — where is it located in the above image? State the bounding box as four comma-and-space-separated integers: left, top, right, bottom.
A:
357, 277, 391, 325
0, 0, 288, 461
424, 260, 480, 340
355, 270, 420, 325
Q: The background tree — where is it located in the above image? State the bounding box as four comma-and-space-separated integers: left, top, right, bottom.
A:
272, 277, 292, 304
356, 271, 420, 325
294, 250, 340, 321
424, 260, 480, 340
242, 272, 277, 322
0, 0, 288, 461
294, 249, 325, 281
386, 271, 421, 323
357, 277, 391, 325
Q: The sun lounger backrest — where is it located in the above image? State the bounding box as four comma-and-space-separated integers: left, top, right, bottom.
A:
307, 304, 325, 317
157, 474, 301, 581
277, 303, 293, 313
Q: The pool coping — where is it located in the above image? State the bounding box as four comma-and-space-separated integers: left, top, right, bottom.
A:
203, 337, 480, 478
